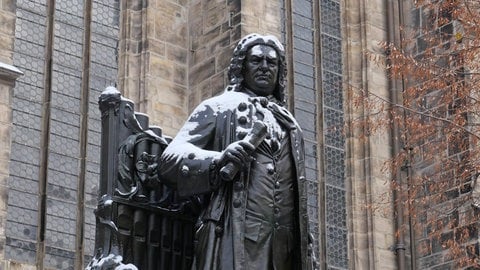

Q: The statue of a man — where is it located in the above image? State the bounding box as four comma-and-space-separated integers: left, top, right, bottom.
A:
160, 33, 315, 270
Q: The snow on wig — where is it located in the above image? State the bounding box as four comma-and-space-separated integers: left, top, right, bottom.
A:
226, 33, 287, 105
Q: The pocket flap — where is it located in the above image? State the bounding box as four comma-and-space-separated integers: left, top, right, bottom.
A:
244, 219, 262, 242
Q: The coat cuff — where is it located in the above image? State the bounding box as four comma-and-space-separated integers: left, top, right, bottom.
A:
176, 157, 218, 197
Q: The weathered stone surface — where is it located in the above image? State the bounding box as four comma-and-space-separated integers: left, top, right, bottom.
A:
145, 39, 166, 56
154, 13, 187, 45
166, 44, 187, 63
0, 11, 15, 35
190, 57, 215, 86
148, 78, 187, 109
149, 55, 173, 80
204, 5, 226, 32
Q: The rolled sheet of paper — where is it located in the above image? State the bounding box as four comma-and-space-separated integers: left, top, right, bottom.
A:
220, 120, 268, 181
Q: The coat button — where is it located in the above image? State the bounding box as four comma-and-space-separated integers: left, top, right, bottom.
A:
238, 131, 246, 139
271, 140, 279, 152
274, 181, 280, 189
260, 98, 268, 107
238, 116, 247, 124
215, 226, 224, 236
238, 102, 247, 111
266, 163, 275, 175
181, 165, 189, 176
233, 199, 242, 208
188, 153, 196, 159
234, 182, 244, 191
274, 207, 280, 214
209, 162, 217, 170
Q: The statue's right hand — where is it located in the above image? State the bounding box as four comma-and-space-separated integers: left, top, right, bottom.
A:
218, 141, 255, 168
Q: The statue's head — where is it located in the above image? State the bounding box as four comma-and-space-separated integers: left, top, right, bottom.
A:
227, 33, 287, 105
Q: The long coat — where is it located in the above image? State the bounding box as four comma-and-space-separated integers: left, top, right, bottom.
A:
159, 90, 314, 270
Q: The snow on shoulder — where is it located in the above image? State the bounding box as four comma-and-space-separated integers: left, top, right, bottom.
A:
194, 91, 251, 117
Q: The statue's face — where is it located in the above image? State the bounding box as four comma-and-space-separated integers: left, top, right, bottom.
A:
243, 44, 279, 97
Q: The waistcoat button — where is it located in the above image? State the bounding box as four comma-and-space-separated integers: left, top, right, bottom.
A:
233, 199, 242, 208
238, 131, 246, 139
234, 182, 244, 191
238, 116, 247, 124
215, 226, 224, 236
238, 102, 247, 111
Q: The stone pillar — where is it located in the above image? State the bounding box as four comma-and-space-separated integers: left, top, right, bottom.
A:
344, 0, 397, 269
118, 0, 148, 108
118, 0, 190, 137
344, 0, 396, 269
187, 0, 240, 114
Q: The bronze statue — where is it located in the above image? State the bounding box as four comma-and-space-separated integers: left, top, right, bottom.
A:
159, 33, 316, 270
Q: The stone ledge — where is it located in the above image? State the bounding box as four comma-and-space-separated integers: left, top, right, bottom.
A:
0, 62, 23, 81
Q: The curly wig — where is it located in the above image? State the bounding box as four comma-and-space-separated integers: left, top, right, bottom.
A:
226, 33, 287, 106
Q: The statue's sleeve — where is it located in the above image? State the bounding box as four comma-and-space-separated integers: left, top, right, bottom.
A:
159, 101, 222, 197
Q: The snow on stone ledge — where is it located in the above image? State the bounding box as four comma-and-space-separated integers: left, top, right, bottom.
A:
0, 61, 23, 80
